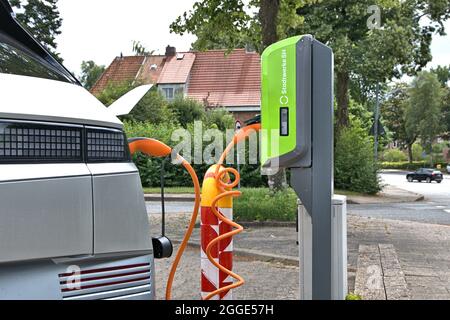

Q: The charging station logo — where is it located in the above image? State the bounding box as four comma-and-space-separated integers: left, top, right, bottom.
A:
280, 48, 289, 105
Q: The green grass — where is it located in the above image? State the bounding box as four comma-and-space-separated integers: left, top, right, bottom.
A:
144, 186, 298, 222
234, 188, 298, 222
143, 187, 194, 194
346, 293, 362, 300
143, 186, 368, 222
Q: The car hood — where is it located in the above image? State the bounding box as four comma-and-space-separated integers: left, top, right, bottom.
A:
0, 73, 123, 128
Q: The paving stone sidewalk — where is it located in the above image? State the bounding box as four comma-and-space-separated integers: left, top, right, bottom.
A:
149, 213, 450, 300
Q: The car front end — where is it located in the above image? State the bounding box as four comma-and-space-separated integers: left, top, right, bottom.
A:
0, 3, 155, 300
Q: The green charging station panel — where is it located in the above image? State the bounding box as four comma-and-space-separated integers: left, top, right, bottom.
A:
261, 34, 335, 300
261, 35, 315, 169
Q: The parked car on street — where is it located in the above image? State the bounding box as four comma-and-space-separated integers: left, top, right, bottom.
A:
407, 168, 443, 183
447, 164, 450, 174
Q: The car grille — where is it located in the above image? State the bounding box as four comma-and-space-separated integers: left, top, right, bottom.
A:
0, 120, 130, 163
58, 262, 152, 300
86, 128, 127, 162
0, 122, 82, 162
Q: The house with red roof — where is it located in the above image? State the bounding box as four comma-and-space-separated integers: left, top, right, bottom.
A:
91, 46, 261, 123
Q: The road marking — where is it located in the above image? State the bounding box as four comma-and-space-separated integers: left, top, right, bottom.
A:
445, 210, 450, 214
436, 206, 446, 209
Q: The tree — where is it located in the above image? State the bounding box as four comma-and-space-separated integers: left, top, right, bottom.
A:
431, 65, 450, 87
406, 71, 445, 162
96, 81, 174, 124
293, 0, 450, 130
441, 87, 450, 139
10, 0, 63, 61
431, 65, 450, 139
171, 0, 257, 51
132, 41, 154, 56
80, 60, 105, 90
171, 0, 294, 191
171, 0, 450, 130
168, 96, 206, 128
382, 82, 417, 162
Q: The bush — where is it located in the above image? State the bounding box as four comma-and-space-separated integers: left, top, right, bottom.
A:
168, 96, 205, 127
96, 82, 174, 125
335, 122, 381, 194
124, 121, 267, 188
382, 148, 407, 162
380, 161, 426, 170
125, 89, 174, 124
412, 143, 424, 161
205, 108, 235, 131
234, 188, 298, 221
380, 161, 448, 171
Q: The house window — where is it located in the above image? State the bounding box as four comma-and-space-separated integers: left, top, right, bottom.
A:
163, 88, 174, 100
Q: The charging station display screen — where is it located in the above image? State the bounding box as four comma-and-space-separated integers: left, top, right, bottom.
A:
280, 108, 289, 136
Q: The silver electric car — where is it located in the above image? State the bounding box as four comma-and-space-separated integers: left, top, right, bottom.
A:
0, 0, 155, 300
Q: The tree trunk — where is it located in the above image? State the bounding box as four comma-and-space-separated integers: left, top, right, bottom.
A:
336, 71, 350, 131
407, 144, 413, 163
260, 0, 285, 191
259, 0, 280, 49
268, 169, 288, 193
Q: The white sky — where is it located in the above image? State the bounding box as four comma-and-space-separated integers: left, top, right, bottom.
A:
55, 0, 450, 77
56, 0, 197, 76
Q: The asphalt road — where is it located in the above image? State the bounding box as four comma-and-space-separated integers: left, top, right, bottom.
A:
349, 171, 450, 225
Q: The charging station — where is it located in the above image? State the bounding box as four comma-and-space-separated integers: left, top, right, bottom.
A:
261, 35, 347, 300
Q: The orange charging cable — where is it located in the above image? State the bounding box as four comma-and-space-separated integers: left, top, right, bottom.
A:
128, 138, 201, 300
129, 124, 260, 301
203, 123, 261, 300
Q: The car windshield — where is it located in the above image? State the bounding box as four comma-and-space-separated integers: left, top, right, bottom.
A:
0, 32, 71, 82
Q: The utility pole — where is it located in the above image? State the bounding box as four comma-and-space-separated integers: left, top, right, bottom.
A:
374, 82, 380, 161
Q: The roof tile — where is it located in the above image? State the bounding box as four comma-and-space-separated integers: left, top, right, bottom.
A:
157, 52, 196, 84
187, 49, 261, 107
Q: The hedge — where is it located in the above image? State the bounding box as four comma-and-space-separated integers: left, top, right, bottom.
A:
380, 161, 448, 171
124, 121, 268, 188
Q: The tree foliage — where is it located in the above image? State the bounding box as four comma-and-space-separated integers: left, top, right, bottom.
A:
167, 96, 206, 128
170, 0, 450, 130
171, 0, 259, 52
431, 65, 450, 87
406, 71, 445, 153
95, 81, 175, 124
10, 0, 63, 60
383, 73, 446, 162
80, 60, 105, 90
334, 120, 381, 194
430, 65, 450, 139
293, 0, 450, 129
382, 82, 415, 158
132, 41, 154, 56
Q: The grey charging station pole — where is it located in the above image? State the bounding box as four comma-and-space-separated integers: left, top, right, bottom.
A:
261, 35, 336, 300
291, 39, 334, 299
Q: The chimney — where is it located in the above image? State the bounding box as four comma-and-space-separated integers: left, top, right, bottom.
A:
165, 45, 176, 57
